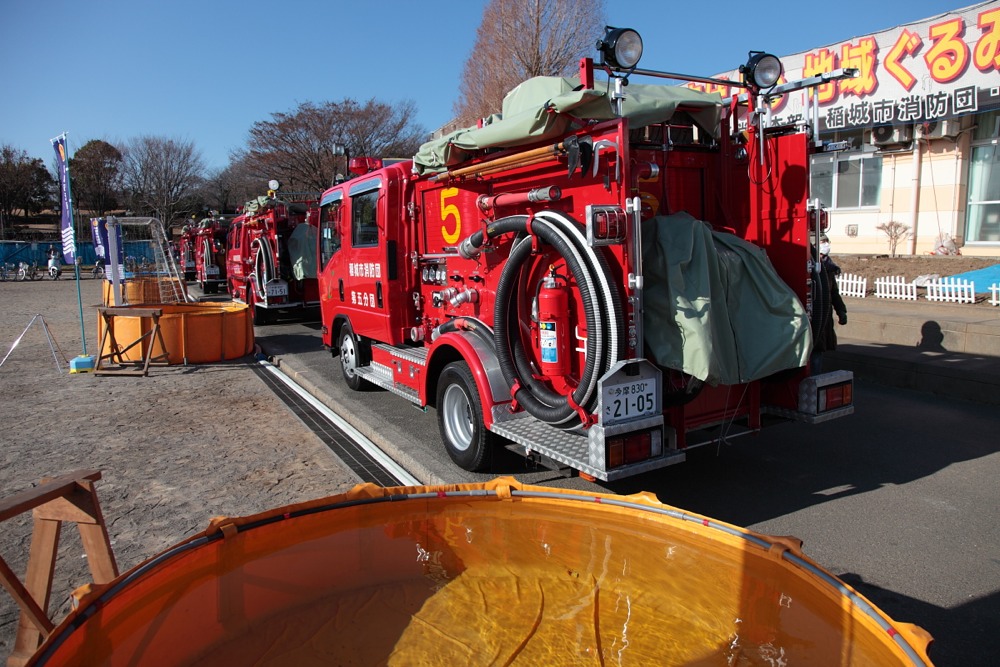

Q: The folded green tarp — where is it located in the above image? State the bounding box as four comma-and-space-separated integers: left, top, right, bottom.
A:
288, 222, 317, 281
641, 212, 811, 385
413, 76, 723, 174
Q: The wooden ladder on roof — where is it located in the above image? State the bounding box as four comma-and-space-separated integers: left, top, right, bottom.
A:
0, 470, 118, 667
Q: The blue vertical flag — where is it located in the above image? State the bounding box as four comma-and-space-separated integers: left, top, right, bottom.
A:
51, 134, 76, 264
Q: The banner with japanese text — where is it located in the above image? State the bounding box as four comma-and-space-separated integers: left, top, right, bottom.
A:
51, 134, 76, 263
692, 0, 1000, 133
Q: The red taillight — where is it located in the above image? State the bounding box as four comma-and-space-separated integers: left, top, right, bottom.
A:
818, 382, 853, 411
607, 430, 660, 468
586, 205, 627, 245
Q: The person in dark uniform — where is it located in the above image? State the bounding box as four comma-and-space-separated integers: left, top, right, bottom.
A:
810, 234, 847, 374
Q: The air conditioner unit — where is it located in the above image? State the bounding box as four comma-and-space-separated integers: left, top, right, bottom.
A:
916, 119, 960, 139
871, 124, 913, 146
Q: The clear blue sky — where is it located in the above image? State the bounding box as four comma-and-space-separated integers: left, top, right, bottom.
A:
0, 0, 972, 171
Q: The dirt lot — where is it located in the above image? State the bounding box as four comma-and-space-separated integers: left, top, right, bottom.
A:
0, 277, 358, 659
833, 254, 997, 284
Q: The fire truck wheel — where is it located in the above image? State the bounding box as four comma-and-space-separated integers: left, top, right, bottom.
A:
437, 361, 493, 472
249, 296, 271, 325
338, 323, 370, 391
253, 306, 272, 325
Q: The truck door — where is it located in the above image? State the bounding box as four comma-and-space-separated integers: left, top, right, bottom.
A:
318, 190, 344, 346
343, 176, 393, 343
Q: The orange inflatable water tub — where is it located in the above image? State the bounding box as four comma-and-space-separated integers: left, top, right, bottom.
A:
97, 302, 254, 365
29, 478, 932, 666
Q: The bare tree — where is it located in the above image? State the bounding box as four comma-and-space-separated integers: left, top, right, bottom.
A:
70, 139, 123, 216
197, 160, 260, 215
0, 145, 55, 238
453, 0, 606, 128
237, 98, 426, 195
120, 136, 206, 228
876, 221, 911, 258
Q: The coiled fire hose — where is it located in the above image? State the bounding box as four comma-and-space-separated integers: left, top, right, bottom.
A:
459, 213, 623, 428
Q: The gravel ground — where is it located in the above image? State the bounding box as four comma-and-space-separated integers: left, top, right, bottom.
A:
0, 276, 358, 659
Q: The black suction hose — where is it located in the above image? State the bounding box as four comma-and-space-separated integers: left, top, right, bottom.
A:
473, 216, 604, 428
434, 317, 495, 353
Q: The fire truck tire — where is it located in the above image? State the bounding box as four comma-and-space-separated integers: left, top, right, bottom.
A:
338, 323, 370, 391
248, 289, 272, 325
251, 306, 267, 325
437, 361, 493, 472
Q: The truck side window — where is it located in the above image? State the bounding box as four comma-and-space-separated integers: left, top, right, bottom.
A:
352, 190, 379, 247
320, 201, 342, 267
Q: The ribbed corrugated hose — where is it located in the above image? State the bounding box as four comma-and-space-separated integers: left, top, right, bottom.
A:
464, 214, 617, 428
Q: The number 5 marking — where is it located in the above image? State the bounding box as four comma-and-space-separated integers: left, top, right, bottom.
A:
441, 188, 461, 245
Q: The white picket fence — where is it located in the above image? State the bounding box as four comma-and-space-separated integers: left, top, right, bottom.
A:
836, 272, 867, 298
990, 283, 999, 306
926, 277, 976, 304
874, 276, 917, 300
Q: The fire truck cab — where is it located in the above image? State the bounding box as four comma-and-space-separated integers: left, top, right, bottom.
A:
318, 29, 855, 481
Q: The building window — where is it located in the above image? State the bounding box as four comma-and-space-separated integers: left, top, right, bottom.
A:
810, 151, 882, 210
966, 110, 1000, 244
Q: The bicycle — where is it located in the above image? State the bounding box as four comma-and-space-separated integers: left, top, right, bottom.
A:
92, 263, 106, 280
15, 261, 39, 282
0, 263, 13, 281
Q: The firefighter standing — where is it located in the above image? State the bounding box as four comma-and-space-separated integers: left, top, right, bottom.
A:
810, 234, 847, 374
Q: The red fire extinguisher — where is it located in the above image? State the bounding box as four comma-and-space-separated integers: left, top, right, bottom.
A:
537, 271, 569, 377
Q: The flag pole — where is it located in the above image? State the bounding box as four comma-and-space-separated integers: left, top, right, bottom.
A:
51, 132, 93, 372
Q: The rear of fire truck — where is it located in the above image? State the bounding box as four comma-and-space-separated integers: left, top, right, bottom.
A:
319, 28, 855, 481
177, 223, 197, 282
193, 215, 228, 294
229, 181, 321, 324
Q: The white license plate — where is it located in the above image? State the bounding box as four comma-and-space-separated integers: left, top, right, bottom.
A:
602, 379, 658, 422
206, 266, 219, 275
265, 282, 288, 297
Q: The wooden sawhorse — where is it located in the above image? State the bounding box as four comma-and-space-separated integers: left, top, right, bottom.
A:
0, 470, 118, 667
95, 307, 170, 376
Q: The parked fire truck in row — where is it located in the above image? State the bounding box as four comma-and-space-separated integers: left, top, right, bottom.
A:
317, 28, 856, 481
177, 222, 197, 282
192, 214, 229, 294
226, 182, 320, 324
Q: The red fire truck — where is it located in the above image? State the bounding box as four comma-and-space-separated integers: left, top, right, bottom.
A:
193, 215, 229, 294
177, 222, 197, 282
226, 183, 320, 324
317, 28, 856, 481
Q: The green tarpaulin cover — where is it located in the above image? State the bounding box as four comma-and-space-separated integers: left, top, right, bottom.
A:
288, 223, 317, 281
641, 212, 811, 385
413, 76, 723, 174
